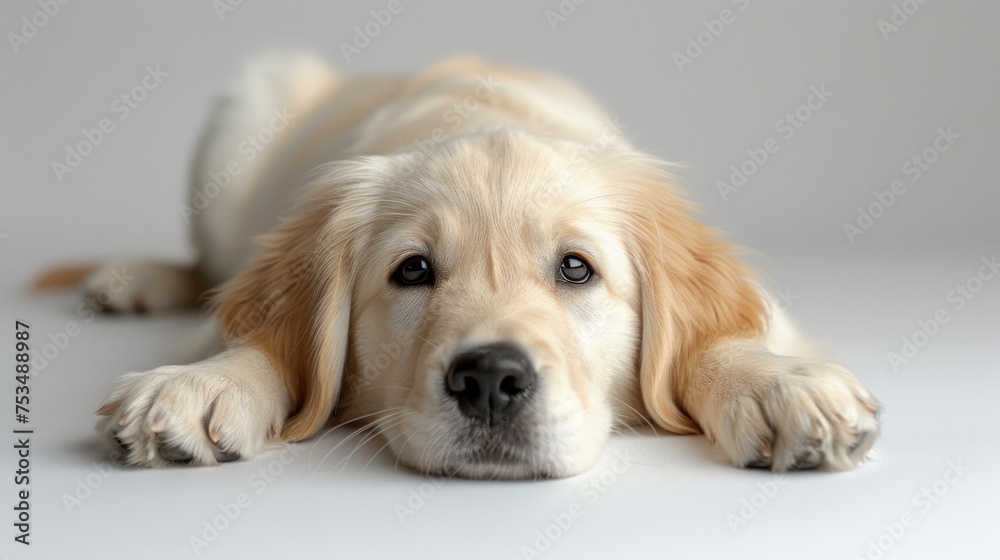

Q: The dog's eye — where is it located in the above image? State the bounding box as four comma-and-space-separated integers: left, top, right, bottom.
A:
395, 255, 434, 285
559, 254, 592, 284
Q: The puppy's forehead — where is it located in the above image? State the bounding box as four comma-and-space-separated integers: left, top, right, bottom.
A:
380, 132, 614, 246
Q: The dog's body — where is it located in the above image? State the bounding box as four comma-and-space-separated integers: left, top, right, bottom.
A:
63, 54, 878, 478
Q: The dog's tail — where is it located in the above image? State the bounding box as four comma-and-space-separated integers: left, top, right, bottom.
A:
31, 263, 97, 291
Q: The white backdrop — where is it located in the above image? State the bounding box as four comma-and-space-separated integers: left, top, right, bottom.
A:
1, 2, 997, 559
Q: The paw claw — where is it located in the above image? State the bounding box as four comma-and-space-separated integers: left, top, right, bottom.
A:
209, 423, 223, 444
707, 358, 880, 472
215, 449, 241, 463
96, 360, 283, 468
158, 440, 194, 463
149, 411, 167, 433
790, 450, 824, 470
743, 440, 773, 468
113, 435, 133, 454
97, 400, 122, 416
810, 423, 825, 441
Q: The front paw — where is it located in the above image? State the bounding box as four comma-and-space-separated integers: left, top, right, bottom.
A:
96, 363, 283, 467
706, 358, 881, 471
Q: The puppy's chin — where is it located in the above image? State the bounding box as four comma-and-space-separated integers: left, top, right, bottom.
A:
397, 446, 607, 480
384, 415, 611, 480
429, 460, 563, 481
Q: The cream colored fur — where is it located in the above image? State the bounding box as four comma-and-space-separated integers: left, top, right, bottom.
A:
81, 53, 879, 477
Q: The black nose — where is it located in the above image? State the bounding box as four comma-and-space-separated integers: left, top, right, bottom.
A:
446, 343, 536, 425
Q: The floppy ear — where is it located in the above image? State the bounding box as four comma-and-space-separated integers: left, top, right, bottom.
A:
212, 161, 375, 442
611, 158, 768, 434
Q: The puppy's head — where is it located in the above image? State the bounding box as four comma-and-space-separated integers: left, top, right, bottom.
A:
216, 128, 765, 479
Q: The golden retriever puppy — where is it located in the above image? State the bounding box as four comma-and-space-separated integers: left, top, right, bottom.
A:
49, 53, 880, 477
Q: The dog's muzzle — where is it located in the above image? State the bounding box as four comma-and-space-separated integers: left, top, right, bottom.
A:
445, 342, 536, 427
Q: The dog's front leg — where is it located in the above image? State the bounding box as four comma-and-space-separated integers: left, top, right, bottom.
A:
680, 339, 881, 471
97, 346, 292, 467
